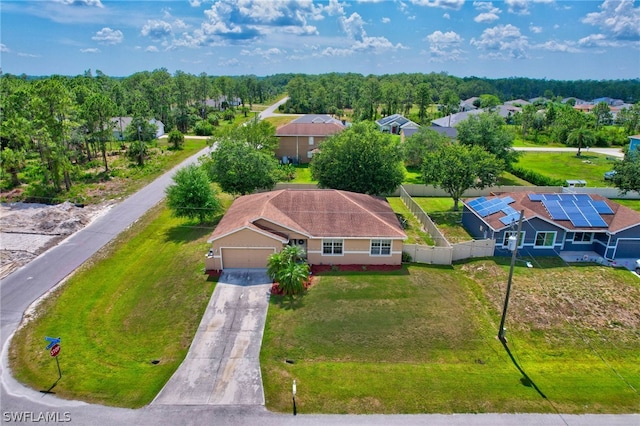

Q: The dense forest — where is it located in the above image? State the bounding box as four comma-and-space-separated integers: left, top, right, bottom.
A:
1, 69, 639, 202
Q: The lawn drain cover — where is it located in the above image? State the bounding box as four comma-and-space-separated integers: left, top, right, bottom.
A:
285, 359, 295, 364
151, 360, 160, 365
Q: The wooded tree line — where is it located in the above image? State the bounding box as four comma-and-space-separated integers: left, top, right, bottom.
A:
2, 69, 639, 201
0, 69, 282, 198
279, 72, 640, 122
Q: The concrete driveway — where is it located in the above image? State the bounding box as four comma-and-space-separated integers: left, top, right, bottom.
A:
153, 269, 271, 406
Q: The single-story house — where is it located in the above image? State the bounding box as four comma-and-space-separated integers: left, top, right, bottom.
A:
431, 105, 521, 128
459, 97, 479, 111
275, 115, 345, 164
111, 117, 165, 141
375, 114, 419, 135
462, 192, 640, 261
205, 95, 242, 110
505, 99, 531, 107
205, 189, 407, 271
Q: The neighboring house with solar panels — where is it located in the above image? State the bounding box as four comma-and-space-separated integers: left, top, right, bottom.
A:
462, 192, 640, 261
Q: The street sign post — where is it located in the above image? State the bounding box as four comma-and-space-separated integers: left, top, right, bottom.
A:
44, 337, 62, 381
50, 344, 61, 357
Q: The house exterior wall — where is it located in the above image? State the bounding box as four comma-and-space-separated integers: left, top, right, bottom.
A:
306, 238, 403, 265
275, 135, 325, 164
483, 216, 566, 258
208, 228, 283, 270
608, 225, 640, 258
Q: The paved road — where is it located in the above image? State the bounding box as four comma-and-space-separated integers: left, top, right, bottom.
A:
514, 146, 625, 158
153, 270, 271, 406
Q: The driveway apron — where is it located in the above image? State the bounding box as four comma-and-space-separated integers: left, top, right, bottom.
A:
153, 269, 271, 406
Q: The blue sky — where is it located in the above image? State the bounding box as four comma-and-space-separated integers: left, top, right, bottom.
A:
1, 0, 639, 80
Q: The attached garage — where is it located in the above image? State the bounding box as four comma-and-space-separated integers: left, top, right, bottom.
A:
221, 247, 275, 269
614, 240, 640, 258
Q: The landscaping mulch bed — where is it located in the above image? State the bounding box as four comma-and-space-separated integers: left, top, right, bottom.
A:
310, 264, 402, 274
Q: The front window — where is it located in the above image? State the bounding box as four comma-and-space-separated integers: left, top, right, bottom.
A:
371, 239, 392, 256
534, 232, 556, 247
309, 136, 314, 146
502, 231, 525, 248
323, 239, 343, 255
573, 232, 594, 243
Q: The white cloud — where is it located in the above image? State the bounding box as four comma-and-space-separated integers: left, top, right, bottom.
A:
505, 0, 529, 15
475, 13, 499, 23
141, 20, 173, 39
582, 0, 640, 41
534, 40, 580, 53
54, 0, 103, 7
336, 12, 406, 55
410, 0, 464, 10
470, 24, 529, 59
92, 27, 123, 45
323, 0, 347, 17
240, 47, 285, 59
529, 24, 542, 34
17, 52, 39, 58
0, 43, 10, 53
381, 17, 391, 23
578, 33, 621, 49
145, 46, 159, 52
177, 0, 321, 47
80, 47, 100, 53
425, 30, 464, 61
474, 1, 500, 13
188, 0, 202, 6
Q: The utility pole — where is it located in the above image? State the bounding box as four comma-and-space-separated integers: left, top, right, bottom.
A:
498, 210, 524, 343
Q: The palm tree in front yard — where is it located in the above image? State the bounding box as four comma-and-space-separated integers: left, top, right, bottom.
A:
267, 245, 309, 299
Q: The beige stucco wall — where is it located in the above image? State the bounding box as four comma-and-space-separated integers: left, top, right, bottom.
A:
206, 227, 404, 270
307, 238, 403, 266
207, 228, 284, 271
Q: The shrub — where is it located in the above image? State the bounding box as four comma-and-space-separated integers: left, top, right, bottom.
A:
508, 165, 565, 186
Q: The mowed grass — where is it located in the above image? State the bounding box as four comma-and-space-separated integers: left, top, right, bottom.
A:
516, 152, 619, 185
261, 260, 640, 414
8, 203, 221, 408
412, 197, 474, 243
613, 199, 640, 213
386, 198, 434, 245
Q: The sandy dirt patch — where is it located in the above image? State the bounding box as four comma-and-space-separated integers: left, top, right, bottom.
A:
0, 201, 114, 279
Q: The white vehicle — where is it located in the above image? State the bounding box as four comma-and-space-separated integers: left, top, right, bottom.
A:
636, 259, 640, 274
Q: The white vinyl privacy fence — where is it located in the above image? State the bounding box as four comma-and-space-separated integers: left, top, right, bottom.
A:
399, 186, 494, 265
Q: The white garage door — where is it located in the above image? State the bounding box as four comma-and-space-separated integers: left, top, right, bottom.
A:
221, 248, 274, 269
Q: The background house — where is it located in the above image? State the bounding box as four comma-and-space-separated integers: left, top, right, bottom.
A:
205, 189, 407, 271
462, 192, 640, 261
275, 114, 345, 164
375, 114, 419, 135
111, 117, 165, 141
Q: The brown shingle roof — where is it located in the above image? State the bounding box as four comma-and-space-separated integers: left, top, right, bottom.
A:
465, 192, 640, 233
275, 122, 345, 137
208, 189, 407, 242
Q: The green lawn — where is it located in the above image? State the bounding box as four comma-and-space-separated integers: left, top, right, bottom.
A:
386, 198, 434, 245
411, 197, 474, 244
8, 203, 223, 408
287, 166, 531, 186
612, 199, 640, 213
261, 261, 640, 414
515, 152, 619, 186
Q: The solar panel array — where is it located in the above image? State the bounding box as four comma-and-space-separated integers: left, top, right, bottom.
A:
467, 196, 522, 226
527, 193, 613, 228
